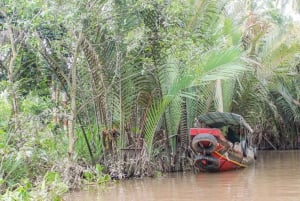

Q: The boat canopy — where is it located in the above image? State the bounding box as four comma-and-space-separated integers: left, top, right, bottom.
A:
197, 112, 253, 133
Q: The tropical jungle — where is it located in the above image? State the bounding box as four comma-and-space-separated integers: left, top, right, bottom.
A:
0, 0, 299, 200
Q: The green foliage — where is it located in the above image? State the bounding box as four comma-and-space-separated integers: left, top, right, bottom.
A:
75, 123, 103, 163
269, 77, 300, 123
82, 164, 111, 184
0, 92, 69, 197
0, 98, 11, 132
0, 154, 27, 187
40, 171, 68, 199
0, 172, 68, 201
96, 164, 111, 184
154, 170, 162, 177
144, 73, 193, 156
20, 95, 52, 115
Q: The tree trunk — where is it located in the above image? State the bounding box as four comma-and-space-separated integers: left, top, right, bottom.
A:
0, 10, 19, 119
178, 98, 189, 171
68, 32, 83, 159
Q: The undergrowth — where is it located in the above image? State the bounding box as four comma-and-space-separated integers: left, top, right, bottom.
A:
0, 96, 111, 201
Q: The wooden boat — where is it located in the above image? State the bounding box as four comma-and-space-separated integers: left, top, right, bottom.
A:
190, 112, 257, 172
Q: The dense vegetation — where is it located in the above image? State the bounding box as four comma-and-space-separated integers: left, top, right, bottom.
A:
0, 0, 299, 200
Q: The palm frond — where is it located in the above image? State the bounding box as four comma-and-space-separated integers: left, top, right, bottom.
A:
188, 0, 218, 30
192, 47, 247, 84
165, 96, 182, 152
260, 31, 300, 73
185, 82, 216, 127
222, 79, 236, 112
270, 78, 300, 122
225, 72, 267, 125
144, 73, 193, 157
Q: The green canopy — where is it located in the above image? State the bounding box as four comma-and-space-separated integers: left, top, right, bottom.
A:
197, 112, 253, 133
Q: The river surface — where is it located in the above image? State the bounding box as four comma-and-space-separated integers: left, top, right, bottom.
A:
65, 150, 300, 201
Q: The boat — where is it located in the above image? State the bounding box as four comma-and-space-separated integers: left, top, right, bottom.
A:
190, 112, 257, 172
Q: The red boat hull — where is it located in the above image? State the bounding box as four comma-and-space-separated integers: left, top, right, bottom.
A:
190, 128, 254, 172
211, 152, 246, 171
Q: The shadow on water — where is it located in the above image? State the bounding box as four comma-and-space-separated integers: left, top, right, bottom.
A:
65, 150, 300, 201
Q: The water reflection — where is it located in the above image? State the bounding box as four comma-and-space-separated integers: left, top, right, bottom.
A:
65, 151, 300, 201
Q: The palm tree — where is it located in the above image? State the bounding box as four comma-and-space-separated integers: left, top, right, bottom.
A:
227, 0, 300, 149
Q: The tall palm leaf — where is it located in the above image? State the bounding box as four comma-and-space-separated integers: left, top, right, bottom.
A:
143, 73, 193, 157
270, 77, 300, 122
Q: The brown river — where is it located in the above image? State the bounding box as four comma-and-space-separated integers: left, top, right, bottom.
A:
65, 150, 300, 201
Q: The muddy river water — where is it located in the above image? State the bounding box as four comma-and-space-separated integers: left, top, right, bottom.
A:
65, 150, 300, 201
